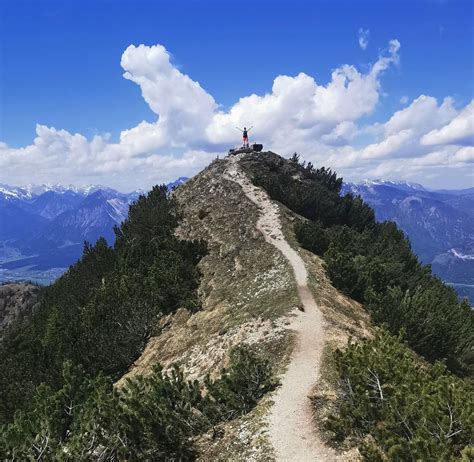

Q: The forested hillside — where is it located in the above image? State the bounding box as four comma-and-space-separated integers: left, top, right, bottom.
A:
0, 185, 203, 415
242, 152, 474, 459
0, 185, 275, 458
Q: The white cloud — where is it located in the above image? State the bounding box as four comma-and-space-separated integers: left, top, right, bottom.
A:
326, 96, 472, 166
0, 39, 472, 191
360, 129, 414, 159
121, 44, 217, 149
400, 95, 409, 104
421, 101, 474, 146
384, 95, 456, 136
452, 146, 474, 162
358, 28, 370, 50
206, 39, 401, 152
321, 121, 357, 145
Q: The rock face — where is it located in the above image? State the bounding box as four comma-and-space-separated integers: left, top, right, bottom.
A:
0, 283, 40, 335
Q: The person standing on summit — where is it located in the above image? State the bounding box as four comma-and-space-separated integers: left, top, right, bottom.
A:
236, 126, 253, 148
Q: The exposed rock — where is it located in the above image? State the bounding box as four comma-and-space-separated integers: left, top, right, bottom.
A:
0, 283, 40, 336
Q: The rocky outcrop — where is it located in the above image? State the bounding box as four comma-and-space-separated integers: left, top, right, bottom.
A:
0, 283, 40, 335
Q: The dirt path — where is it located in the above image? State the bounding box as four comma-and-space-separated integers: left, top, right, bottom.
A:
224, 156, 338, 461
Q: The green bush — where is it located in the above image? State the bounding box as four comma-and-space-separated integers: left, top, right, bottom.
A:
294, 220, 330, 256
323, 246, 363, 299
327, 330, 474, 461
0, 347, 275, 460
365, 283, 474, 376
205, 346, 278, 420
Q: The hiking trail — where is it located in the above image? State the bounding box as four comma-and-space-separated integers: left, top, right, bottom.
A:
224, 155, 340, 461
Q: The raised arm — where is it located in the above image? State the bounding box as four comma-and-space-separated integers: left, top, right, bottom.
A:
236, 126, 243, 132
247, 126, 254, 132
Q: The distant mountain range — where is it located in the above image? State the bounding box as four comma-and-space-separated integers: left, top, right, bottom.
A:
1, 176, 472, 303
0, 179, 187, 285
342, 180, 474, 303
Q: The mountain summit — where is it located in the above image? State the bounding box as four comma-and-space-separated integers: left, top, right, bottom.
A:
0, 151, 472, 460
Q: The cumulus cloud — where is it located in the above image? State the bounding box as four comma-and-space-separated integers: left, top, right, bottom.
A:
0, 39, 472, 191
324, 95, 471, 164
384, 95, 456, 137
421, 101, 474, 146
320, 94, 473, 188
358, 28, 370, 50
206, 38, 401, 152
121, 44, 217, 149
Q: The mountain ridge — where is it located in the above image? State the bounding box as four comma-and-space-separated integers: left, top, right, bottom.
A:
0, 151, 471, 460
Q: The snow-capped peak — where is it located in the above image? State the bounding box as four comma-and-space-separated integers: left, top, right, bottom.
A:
0, 184, 33, 200
166, 177, 189, 190
23, 183, 107, 196
358, 179, 426, 191
0, 183, 134, 199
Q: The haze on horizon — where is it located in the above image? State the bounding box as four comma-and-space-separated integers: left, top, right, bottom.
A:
0, 0, 473, 192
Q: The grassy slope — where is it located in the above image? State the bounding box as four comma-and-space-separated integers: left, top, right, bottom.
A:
117, 155, 372, 460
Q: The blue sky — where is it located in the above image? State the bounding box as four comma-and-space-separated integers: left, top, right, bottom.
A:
0, 0, 473, 190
